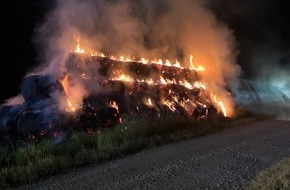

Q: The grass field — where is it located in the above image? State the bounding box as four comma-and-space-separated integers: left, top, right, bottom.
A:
246, 157, 290, 190
0, 108, 267, 189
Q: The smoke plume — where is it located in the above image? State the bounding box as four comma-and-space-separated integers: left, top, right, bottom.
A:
210, 0, 290, 119
32, 0, 241, 116
212, 0, 290, 87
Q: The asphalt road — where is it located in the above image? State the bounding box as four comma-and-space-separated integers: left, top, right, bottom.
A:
14, 119, 290, 190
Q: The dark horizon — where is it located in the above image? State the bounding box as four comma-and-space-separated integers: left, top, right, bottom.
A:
0, 0, 289, 103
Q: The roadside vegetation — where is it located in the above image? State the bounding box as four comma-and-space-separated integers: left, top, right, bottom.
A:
246, 157, 290, 190
0, 108, 268, 189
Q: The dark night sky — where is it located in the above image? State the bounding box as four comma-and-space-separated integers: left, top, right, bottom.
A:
0, 1, 42, 102
212, 0, 290, 76
0, 0, 289, 103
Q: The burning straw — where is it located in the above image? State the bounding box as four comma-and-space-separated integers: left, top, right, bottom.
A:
0, 0, 241, 144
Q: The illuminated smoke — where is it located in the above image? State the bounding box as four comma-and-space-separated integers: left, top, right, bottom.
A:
31, 0, 240, 115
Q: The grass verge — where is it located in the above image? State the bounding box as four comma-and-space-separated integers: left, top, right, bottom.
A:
0, 109, 268, 189
246, 157, 290, 190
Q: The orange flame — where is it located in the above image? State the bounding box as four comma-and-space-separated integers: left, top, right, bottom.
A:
75, 38, 85, 53
210, 94, 228, 117
61, 74, 79, 113
61, 74, 69, 95
218, 101, 227, 117
189, 55, 205, 71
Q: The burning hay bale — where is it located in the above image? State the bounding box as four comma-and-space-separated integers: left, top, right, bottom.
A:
66, 53, 218, 119
0, 53, 225, 145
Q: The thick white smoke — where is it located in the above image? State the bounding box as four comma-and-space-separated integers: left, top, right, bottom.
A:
32, 0, 241, 116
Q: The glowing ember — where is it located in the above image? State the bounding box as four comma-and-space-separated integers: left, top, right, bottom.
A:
109, 101, 119, 113
148, 98, 153, 105
145, 98, 155, 108
162, 99, 177, 112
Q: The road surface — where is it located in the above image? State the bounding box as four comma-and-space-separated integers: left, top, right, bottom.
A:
14, 119, 290, 190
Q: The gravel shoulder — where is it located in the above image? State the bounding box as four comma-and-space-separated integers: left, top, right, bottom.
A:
13, 119, 290, 190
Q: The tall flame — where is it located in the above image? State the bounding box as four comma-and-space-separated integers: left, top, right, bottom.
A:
189, 55, 205, 71
210, 94, 228, 117
75, 38, 85, 53
61, 74, 78, 113
61, 74, 69, 95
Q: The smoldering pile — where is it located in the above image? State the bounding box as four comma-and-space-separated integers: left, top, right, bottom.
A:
0, 74, 121, 145
0, 75, 70, 145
